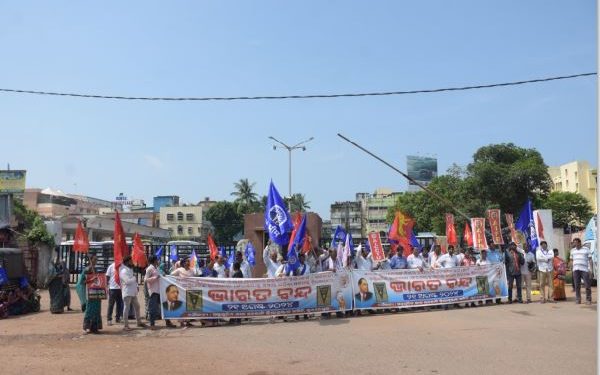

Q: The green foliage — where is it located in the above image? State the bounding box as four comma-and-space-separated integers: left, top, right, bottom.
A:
205, 201, 243, 243
231, 178, 260, 214
387, 143, 551, 234
13, 199, 55, 247
542, 191, 593, 228
287, 193, 311, 213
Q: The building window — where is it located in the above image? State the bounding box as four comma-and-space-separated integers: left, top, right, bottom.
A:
566, 180, 569, 188
187, 227, 193, 235
576, 183, 579, 191
177, 212, 184, 221
167, 214, 174, 221
186, 213, 194, 221
177, 225, 183, 235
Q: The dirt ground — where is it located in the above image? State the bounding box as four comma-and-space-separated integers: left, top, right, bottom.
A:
1, 286, 596, 375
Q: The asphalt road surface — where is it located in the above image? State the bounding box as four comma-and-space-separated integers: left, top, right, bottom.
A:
1, 287, 596, 375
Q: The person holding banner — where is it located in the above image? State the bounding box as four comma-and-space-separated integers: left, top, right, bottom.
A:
486, 241, 503, 304
389, 248, 407, 269
429, 245, 442, 269
407, 246, 424, 271
81, 254, 103, 334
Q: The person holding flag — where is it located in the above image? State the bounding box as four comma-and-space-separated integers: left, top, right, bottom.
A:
229, 251, 252, 278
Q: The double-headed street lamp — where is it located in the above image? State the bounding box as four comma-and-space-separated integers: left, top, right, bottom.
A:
268, 136, 314, 197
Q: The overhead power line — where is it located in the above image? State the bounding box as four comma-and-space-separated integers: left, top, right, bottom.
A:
0, 72, 595, 102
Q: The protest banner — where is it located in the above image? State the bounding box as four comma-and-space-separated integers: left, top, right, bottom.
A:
159, 271, 354, 319
352, 264, 507, 309
471, 218, 488, 250
86, 274, 107, 300
368, 232, 385, 262
486, 209, 504, 245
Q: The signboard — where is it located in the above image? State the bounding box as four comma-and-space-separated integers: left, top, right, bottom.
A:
159, 271, 353, 319
471, 218, 488, 250
0, 170, 26, 193
486, 209, 504, 245
368, 232, 385, 262
406, 156, 437, 186
86, 274, 107, 300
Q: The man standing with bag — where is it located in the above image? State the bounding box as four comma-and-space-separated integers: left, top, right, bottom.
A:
536, 241, 554, 303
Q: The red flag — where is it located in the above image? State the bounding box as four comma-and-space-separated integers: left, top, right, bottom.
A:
287, 212, 303, 246
132, 233, 148, 268
445, 213, 458, 246
388, 212, 415, 257
73, 219, 89, 253
463, 222, 474, 247
536, 212, 545, 240
113, 211, 127, 285
207, 234, 219, 261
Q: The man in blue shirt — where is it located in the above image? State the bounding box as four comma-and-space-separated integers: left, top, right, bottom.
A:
390, 248, 408, 269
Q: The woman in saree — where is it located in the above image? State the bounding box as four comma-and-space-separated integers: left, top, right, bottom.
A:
47, 252, 65, 314
552, 248, 567, 301
81, 254, 103, 334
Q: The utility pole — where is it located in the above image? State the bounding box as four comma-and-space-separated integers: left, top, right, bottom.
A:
268, 136, 314, 197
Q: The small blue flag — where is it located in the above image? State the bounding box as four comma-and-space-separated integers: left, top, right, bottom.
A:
264, 181, 293, 246
410, 229, 422, 251
364, 240, 371, 253
584, 216, 596, 241
516, 199, 539, 250
245, 242, 256, 266
155, 246, 163, 258
19, 276, 29, 288
227, 247, 235, 269
331, 225, 347, 249
170, 245, 178, 262
0, 267, 8, 285
220, 246, 230, 268
286, 214, 306, 274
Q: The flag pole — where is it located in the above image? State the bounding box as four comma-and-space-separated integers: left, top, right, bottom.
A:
337, 133, 472, 223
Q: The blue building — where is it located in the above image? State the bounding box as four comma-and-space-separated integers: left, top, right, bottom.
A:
153, 195, 180, 213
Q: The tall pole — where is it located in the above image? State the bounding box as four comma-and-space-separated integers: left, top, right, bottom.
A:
268, 136, 314, 198
288, 149, 292, 197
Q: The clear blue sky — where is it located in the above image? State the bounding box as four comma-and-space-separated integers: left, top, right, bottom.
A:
0, 1, 596, 218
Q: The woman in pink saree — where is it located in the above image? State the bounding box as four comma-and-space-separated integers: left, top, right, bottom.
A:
552, 248, 566, 301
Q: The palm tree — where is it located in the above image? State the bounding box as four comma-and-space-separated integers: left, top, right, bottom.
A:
231, 178, 258, 206
288, 193, 311, 212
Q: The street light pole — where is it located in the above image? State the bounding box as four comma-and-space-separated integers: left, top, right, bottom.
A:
268, 136, 314, 197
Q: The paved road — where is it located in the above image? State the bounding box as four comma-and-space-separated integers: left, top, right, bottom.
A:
1, 288, 596, 375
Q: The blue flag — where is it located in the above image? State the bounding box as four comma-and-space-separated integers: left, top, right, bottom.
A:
516, 199, 539, 251
286, 214, 306, 274
584, 216, 596, 241
410, 229, 422, 251
227, 247, 235, 269
264, 181, 293, 246
364, 240, 371, 253
331, 225, 347, 249
155, 246, 163, 258
348, 232, 355, 257
0, 267, 8, 285
19, 276, 29, 288
245, 242, 256, 266
220, 246, 230, 268
170, 245, 178, 262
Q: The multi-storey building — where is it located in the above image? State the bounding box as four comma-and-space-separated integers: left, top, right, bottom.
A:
548, 161, 597, 212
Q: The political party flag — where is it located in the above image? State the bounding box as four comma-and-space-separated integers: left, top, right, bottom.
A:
536, 212, 545, 241
410, 229, 422, 252
170, 245, 178, 262
584, 216, 597, 241
287, 214, 306, 274
207, 234, 219, 261
264, 181, 293, 246
73, 219, 90, 253
331, 225, 347, 250
505, 213, 518, 244
155, 246, 163, 258
342, 233, 352, 268
132, 233, 148, 268
113, 211, 127, 284
0, 267, 8, 285
227, 247, 235, 269
516, 199, 539, 251
288, 212, 303, 246
302, 233, 312, 255
245, 242, 256, 266
445, 214, 458, 247
189, 250, 198, 272
388, 212, 415, 256
486, 209, 504, 245
471, 218, 488, 250
463, 222, 474, 247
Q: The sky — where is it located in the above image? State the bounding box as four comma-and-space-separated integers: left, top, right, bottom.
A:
0, 1, 597, 218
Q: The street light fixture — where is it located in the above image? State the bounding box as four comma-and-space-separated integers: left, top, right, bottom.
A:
268, 136, 314, 197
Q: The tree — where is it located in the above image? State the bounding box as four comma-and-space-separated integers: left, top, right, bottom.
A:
205, 201, 243, 243
13, 199, 55, 247
467, 143, 551, 215
287, 194, 311, 212
231, 178, 261, 214
542, 191, 594, 229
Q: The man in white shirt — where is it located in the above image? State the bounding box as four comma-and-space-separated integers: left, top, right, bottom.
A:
407, 247, 424, 271
536, 241, 554, 303
229, 251, 252, 278
212, 255, 229, 278
435, 247, 458, 269
105, 262, 123, 325
296, 253, 310, 276
354, 246, 373, 271
263, 246, 281, 278
569, 238, 593, 305
455, 246, 465, 265
518, 245, 535, 303
119, 256, 147, 331
144, 255, 161, 329
429, 245, 442, 268
476, 249, 489, 266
